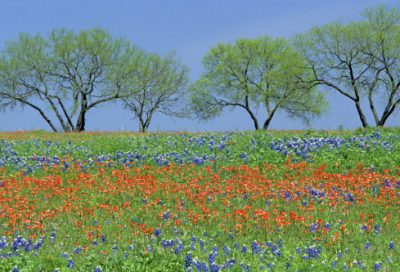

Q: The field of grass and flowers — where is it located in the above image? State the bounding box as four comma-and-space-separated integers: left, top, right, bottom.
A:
0, 126, 399, 271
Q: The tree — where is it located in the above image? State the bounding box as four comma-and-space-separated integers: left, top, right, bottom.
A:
188, 35, 330, 130
0, 26, 146, 132
290, 4, 400, 128
120, 50, 190, 132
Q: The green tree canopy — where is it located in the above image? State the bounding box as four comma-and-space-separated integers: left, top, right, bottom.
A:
290, 3, 400, 128
0, 26, 146, 132
120, 50, 190, 133
188, 35, 330, 130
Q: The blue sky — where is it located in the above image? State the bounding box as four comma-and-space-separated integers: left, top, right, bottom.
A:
0, 0, 399, 132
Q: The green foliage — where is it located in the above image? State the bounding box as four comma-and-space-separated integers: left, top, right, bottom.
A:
0, 26, 147, 132
120, 50, 191, 133
188, 35, 330, 130
290, 3, 400, 128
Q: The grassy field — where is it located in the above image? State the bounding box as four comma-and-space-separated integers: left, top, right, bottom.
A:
0, 126, 399, 271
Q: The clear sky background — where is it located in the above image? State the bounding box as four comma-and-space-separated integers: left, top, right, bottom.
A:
0, 0, 399, 132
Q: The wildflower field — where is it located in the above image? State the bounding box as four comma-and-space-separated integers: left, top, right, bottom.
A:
0, 126, 400, 272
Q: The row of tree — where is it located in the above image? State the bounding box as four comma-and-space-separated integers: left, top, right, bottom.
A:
1, 3, 399, 132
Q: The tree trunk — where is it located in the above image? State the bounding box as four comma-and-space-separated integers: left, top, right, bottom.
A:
368, 90, 380, 126
262, 109, 277, 130
243, 94, 259, 130
377, 100, 398, 127
246, 108, 259, 130
75, 93, 88, 132
354, 100, 369, 128
376, 93, 400, 128
139, 117, 145, 132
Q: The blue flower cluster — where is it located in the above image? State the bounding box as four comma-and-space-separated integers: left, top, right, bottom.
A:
1, 129, 398, 175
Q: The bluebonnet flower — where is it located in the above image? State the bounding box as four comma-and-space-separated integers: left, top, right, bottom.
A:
193, 258, 201, 271
208, 251, 216, 265
24, 244, 32, 252
146, 245, 152, 253
161, 239, 168, 248
174, 243, 183, 255
210, 262, 220, 272
201, 261, 209, 271
365, 241, 371, 249
274, 249, 281, 257
162, 210, 171, 219
199, 239, 205, 249
212, 244, 218, 252
389, 241, 395, 249
310, 222, 319, 232
241, 244, 248, 253
203, 231, 207, 237
374, 261, 382, 271
284, 191, 291, 201
222, 245, 231, 256
154, 228, 160, 237
324, 223, 330, 231
12, 266, 18, 272
185, 252, 193, 268
92, 240, 98, 246
387, 256, 392, 262
101, 234, 106, 242
228, 232, 233, 238
67, 258, 75, 269
251, 240, 261, 254
93, 266, 103, 272
374, 223, 381, 233
304, 245, 319, 259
